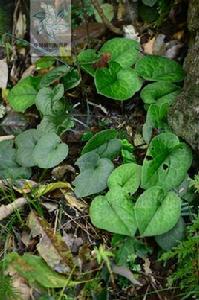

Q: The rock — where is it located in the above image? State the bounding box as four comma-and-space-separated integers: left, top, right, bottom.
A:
168, 0, 199, 153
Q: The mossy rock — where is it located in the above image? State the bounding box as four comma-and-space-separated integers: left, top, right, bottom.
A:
168, 0, 199, 154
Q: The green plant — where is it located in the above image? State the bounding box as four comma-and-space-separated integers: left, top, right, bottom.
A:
141, 132, 192, 191
15, 130, 68, 169
161, 215, 199, 299
0, 139, 31, 180
90, 186, 137, 236
73, 129, 122, 197
135, 186, 181, 237
78, 37, 184, 101
73, 129, 192, 251
2, 253, 77, 289
0, 269, 19, 300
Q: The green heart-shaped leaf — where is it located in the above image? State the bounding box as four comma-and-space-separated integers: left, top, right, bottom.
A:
0, 140, 31, 180
39, 65, 70, 88
16, 129, 40, 167
90, 187, 137, 236
141, 133, 192, 191
77, 49, 99, 76
95, 62, 143, 101
140, 82, 180, 105
135, 186, 181, 236
8, 76, 40, 112
94, 138, 121, 160
108, 163, 141, 194
100, 38, 141, 68
74, 153, 114, 197
33, 133, 68, 168
35, 84, 64, 116
81, 129, 117, 155
135, 55, 185, 82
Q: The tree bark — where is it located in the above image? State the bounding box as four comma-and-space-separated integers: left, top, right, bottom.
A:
168, 0, 199, 153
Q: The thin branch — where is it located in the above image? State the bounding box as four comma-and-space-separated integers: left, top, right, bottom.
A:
91, 0, 123, 35
0, 197, 27, 221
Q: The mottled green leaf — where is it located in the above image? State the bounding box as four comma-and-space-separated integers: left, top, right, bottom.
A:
33, 133, 68, 168
74, 153, 114, 197
135, 186, 181, 236
108, 163, 141, 194
95, 62, 142, 101
8, 76, 40, 112
90, 187, 137, 236
100, 38, 141, 68
81, 129, 117, 155
140, 82, 180, 105
135, 55, 185, 82
141, 133, 192, 191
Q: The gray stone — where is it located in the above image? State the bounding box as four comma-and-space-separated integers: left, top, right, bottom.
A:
168, 0, 199, 153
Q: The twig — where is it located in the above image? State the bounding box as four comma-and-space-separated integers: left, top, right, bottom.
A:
0, 197, 27, 221
91, 0, 123, 35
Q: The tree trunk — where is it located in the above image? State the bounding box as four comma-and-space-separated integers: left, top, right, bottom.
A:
0, 0, 14, 35
168, 0, 199, 153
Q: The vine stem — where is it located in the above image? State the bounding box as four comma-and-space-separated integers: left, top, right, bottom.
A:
91, 0, 123, 35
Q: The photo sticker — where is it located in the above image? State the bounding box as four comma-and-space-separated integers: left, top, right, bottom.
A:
30, 0, 71, 57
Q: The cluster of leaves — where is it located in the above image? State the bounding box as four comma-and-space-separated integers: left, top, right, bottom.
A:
78, 38, 184, 101
4, 59, 81, 180
78, 38, 184, 143
73, 128, 192, 250
1, 36, 195, 298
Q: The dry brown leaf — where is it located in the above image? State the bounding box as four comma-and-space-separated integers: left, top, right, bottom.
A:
112, 264, 142, 286
13, 180, 38, 194
16, 11, 26, 38
142, 37, 155, 55
61, 188, 88, 212
22, 66, 36, 79
7, 269, 32, 300
173, 30, 184, 41
27, 211, 75, 274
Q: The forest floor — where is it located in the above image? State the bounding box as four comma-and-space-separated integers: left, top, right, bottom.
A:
0, 1, 198, 300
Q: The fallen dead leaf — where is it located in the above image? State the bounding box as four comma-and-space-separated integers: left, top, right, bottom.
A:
112, 264, 142, 286
6, 268, 32, 300
27, 211, 75, 274
63, 232, 83, 253
142, 37, 155, 55
61, 188, 88, 212
0, 59, 8, 89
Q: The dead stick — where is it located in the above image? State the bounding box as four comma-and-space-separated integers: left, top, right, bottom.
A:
91, 0, 122, 35
0, 197, 27, 221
